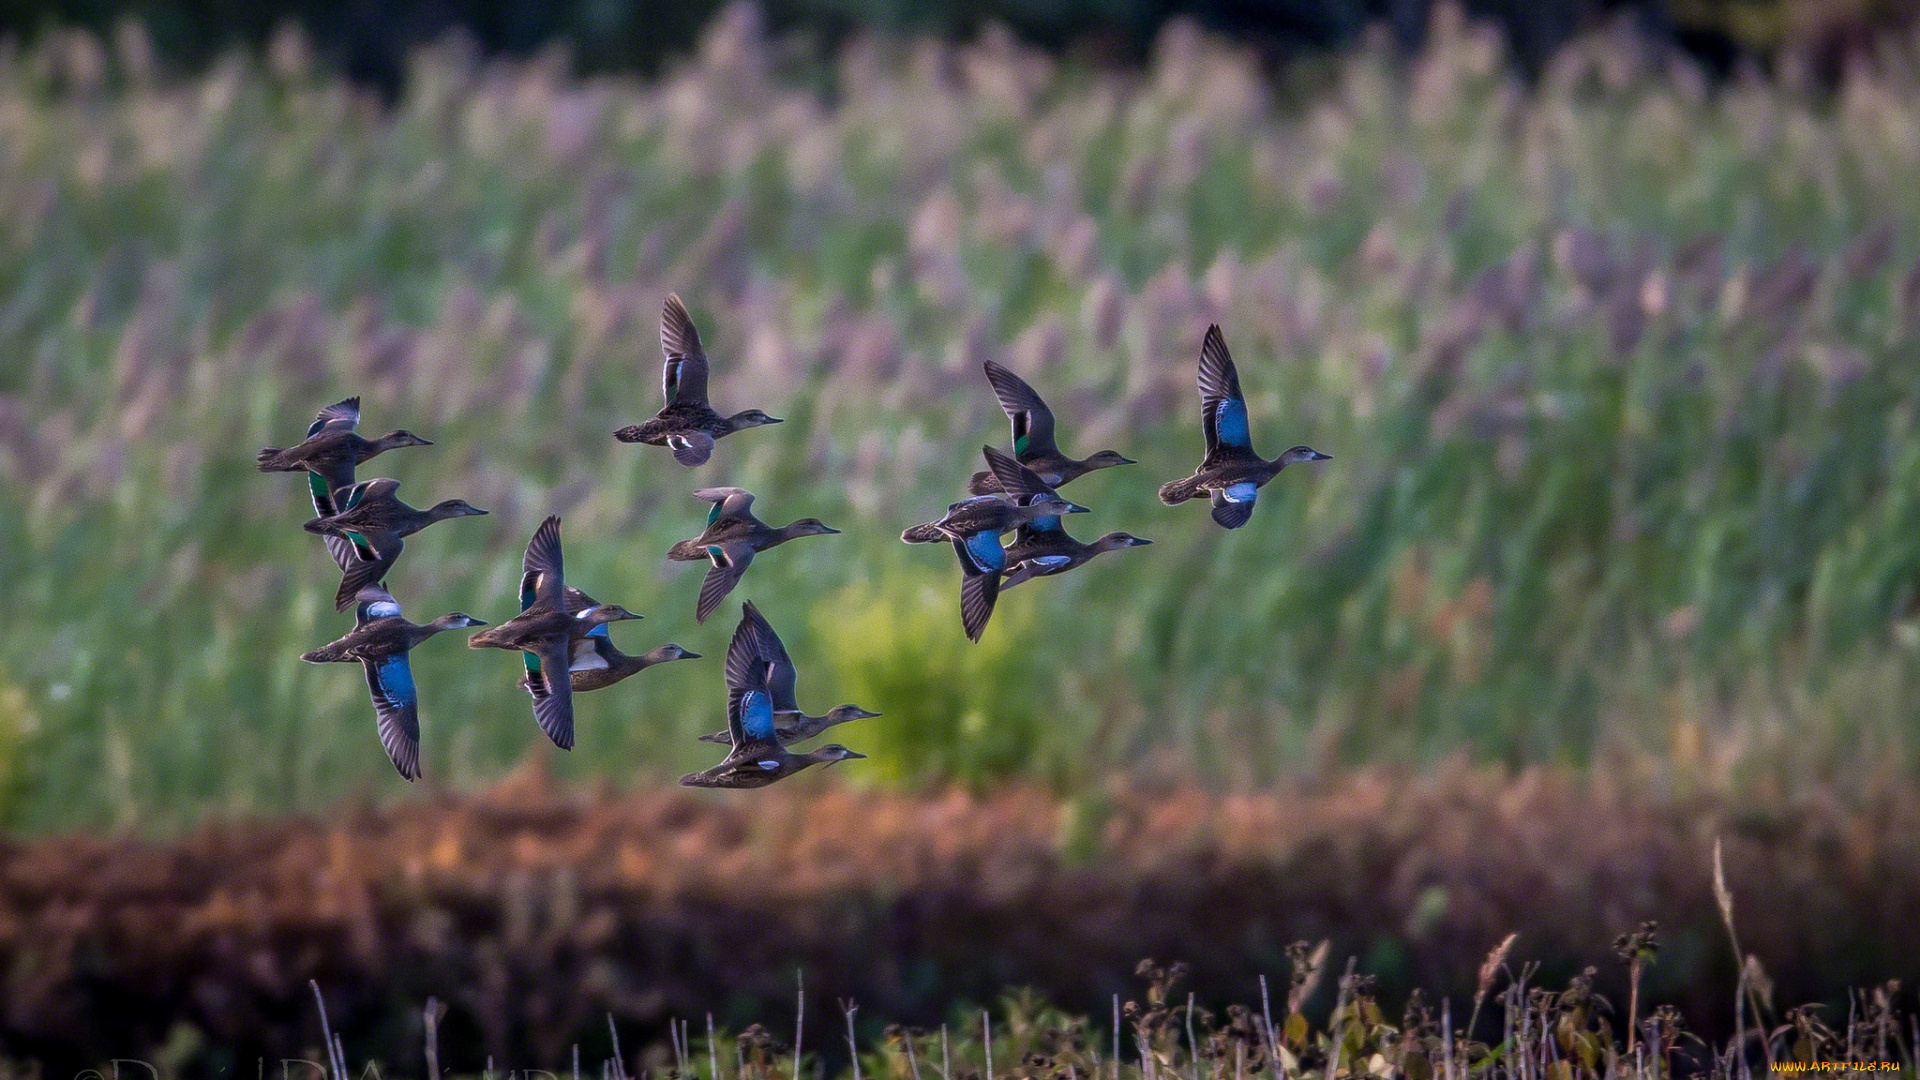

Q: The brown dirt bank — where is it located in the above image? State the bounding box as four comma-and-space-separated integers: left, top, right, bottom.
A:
0, 764, 1912, 1069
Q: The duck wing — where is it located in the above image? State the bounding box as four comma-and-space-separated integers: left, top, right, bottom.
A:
569, 625, 617, 671
521, 636, 576, 749
1209, 484, 1257, 530
695, 543, 756, 624
1198, 325, 1256, 463
952, 532, 1007, 643
361, 653, 422, 780
693, 486, 759, 529
981, 445, 1059, 503
739, 600, 799, 713
1009, 509, 1067, 549
660, 293, 711, 407
723, 608, 782, 754
333, 534, 401, 611
667, 431, 715, 467
353, 584, 404, 627
309, 396, 361, 437
983, 361, 1060, 459
520, 516, 565, 611
307, 472, 360, 571
561, 584, 600, 615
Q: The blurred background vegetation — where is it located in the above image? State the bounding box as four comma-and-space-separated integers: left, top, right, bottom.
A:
1, 1, 1920, 834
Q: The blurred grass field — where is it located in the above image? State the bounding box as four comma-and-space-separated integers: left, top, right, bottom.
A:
3, 7, 1920, 832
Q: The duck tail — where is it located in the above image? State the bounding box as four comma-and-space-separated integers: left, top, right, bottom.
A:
1158, 474, 1205, 505
299, 644, 347, 664
901, 521, 946, 544
665, 539, 707, 561
256, 446, 294, 471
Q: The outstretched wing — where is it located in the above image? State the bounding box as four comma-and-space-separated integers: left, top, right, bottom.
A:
520, 516, 565, 610
660, 294, 711, 407
981, 445, 1057, 502
1009, 507, 1066, 549
309, 396, 361, 438
667, 432, 715, 467
561, 584, 600, 615
522, 637, 576, 750
695, 543, 756, 624
1209, 484, 1257, 530
309, 473, 360, 571
959, 567, 1000, 644
1198, 325, 1254, 460
333, 537, 400, 611
693, 486, 758, 528
983, 361, 1059, 459
353, 583, 404, 627
361, 654, 422, 780
723, 607, 781, 755
952, 532, 1006, 643
739, 600, 799, 713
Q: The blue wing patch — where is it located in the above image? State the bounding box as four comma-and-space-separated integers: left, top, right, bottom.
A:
740, 689, 775, 743
1027, 515, 1061, 534
961, 530, 1007, 573
374, 655, 417, 708
587, 623, 610, 640
1215, 399, 1251, 448
1224, 482, 1258, 503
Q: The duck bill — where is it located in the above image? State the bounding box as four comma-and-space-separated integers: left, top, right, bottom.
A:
1064, 502, 1092, 514
1310, 451, 1333, 460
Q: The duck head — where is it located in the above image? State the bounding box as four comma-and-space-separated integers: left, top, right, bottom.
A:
785, 518, 841, 538
428, 499, 490, 520
1085, 449, 1137, 469
1095, 532, 1154, 551
826, 704, 882, 723
376, 429, 434, 450
809, 744, 867, 767
644, 643, 701, 664
579, 603, 642, 625
728, 409, 784, 429
1278, 445, 1333, 466
1031, 492, 1091, 516
431, 612, 488, 631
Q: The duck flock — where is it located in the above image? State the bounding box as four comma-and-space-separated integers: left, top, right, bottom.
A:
257, 295, 1331, 788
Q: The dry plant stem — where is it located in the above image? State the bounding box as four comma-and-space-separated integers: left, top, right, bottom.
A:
310, 981, 340, 1080
1258, 976, 1280, 1075
425, 997, 444, 1080
796, 970, 806, 1080
609, 1015, 628, 1080
1442, 998, 1456, 1080
1175, 991, 1190, 1080
942, 1025, 951, 1080
1627, 957, 1642, 1055
846, 1001, 862, 1080
906, 1028, 922, 1080
574, 1043, 582, 1080
984, 1010, 994, 1080
1115, 995, 1123, 1080
709, 1014, 721, 1080
1328, 958, 1356, 1080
